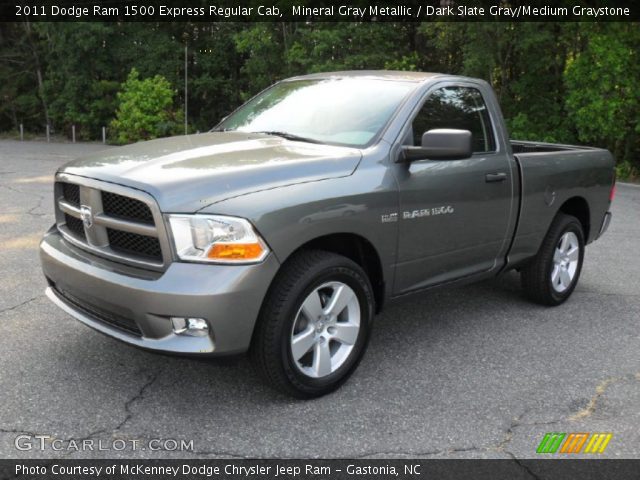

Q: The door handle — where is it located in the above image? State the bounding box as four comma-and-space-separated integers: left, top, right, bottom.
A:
485, 172, 507, 183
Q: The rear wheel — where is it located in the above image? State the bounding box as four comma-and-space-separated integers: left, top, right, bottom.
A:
251, 250, 374, 398
521, 213, 585, 306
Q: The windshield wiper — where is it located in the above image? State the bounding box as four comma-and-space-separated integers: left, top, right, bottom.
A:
252, 131, 322, 144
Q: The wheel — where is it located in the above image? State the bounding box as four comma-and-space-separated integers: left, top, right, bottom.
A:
251, 250, 374, 398
521, 213, 585, 306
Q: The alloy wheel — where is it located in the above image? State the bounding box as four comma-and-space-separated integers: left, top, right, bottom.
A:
290, 281, 361, 378
551, 231, 580, 293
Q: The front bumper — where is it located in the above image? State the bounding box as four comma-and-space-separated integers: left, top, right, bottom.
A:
40, 226, 280, 355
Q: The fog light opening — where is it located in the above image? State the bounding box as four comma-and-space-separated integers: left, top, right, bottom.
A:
171, 317, 209, 337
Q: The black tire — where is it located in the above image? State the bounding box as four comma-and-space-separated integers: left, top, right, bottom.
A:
521, 213, 585, 306
251, 250, 374, 398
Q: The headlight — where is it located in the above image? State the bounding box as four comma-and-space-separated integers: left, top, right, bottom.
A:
167, 214, 269, 264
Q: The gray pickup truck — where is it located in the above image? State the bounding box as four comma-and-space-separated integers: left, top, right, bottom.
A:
40, 71, 615, 397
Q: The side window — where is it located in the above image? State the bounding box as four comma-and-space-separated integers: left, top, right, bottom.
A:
411, 86, 496, 153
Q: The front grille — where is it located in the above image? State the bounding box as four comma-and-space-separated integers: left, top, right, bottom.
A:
62, 183, 80, 206
52, 285, 142, 336
107, 228, 162, 260
55, 179, 165, 268
102, 191, 154, 225
65, 213, 86, 240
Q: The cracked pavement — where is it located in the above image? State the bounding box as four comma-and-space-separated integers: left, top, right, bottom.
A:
0, 140, 639, 460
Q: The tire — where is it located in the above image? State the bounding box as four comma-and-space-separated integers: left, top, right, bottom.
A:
251, 250, 374, 398
521, 213, 585, 306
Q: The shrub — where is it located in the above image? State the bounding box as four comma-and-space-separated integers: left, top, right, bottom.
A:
109, 68, 182, 144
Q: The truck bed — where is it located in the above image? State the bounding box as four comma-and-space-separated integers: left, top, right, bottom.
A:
507, 139, 614, 267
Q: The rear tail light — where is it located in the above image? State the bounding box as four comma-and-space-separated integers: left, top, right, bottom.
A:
609, 171, 617, 203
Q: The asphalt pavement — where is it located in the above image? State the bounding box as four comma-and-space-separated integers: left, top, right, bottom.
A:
0, 139, 638, 460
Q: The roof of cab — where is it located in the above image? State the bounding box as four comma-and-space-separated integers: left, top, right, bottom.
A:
285, 70, 444, 83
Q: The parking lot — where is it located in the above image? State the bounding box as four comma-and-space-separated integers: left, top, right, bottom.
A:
1, 139, 639, 460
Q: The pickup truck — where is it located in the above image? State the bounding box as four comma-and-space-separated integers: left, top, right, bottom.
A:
40, 71, 615, 398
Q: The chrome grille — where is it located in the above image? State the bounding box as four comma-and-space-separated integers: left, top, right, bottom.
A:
54, 175, 169, 269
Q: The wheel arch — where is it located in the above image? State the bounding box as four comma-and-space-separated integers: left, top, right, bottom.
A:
557, 196, 590, 240
298, 233, 384, 313
273, 233, 386, 314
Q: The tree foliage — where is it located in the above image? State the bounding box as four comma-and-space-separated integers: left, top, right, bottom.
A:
0, 21, 638, 177
110, 68, 182, 144
565, 24, 640, 165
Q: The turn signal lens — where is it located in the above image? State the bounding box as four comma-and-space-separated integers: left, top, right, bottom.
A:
207, 243, 265, 260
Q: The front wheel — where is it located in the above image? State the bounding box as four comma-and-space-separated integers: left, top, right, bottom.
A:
521, 213, 585, 306
251, 250, 374, 398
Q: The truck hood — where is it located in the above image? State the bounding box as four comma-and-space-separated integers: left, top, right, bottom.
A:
59, 132, 362, 212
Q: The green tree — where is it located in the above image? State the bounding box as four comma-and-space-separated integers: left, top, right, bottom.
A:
35, 23, 183, 139
286, 23, 417, 74
234, 23, 288, 100
439, 23, 579, 143
189, 23, 245, 131
565, 23, 640, 167
109, 68, 182, 144
36, 23, 120, 138
0, 22, 51, 131
0, 20, 637, 176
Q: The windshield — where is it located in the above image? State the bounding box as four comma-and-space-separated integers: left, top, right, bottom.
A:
216, 78, 416, 147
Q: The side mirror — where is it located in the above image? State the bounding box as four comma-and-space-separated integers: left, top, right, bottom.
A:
400, 129, 473, 162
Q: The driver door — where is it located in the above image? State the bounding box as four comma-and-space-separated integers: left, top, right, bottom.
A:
393, 84, 514, 294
